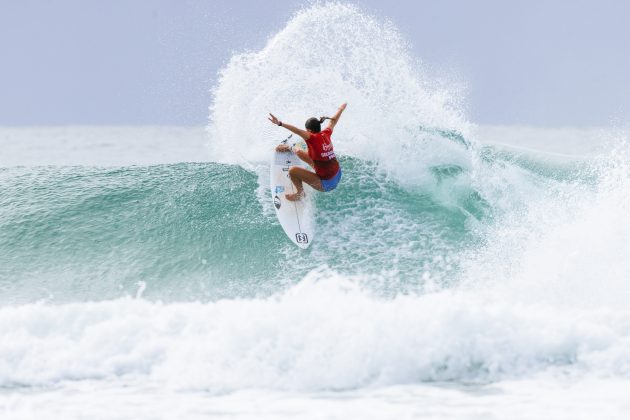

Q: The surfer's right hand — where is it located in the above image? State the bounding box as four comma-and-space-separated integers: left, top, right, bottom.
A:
275, 144, 291, 152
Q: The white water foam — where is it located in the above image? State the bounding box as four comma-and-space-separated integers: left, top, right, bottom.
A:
1, 270, 630, 394
463, 131, 630, 311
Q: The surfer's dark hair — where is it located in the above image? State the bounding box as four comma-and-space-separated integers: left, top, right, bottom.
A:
305, 116, 333, 133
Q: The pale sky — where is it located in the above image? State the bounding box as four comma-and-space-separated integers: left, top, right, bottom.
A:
1, 0, 629, 126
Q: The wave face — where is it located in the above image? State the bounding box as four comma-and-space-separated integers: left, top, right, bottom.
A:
2, 3, 630, 404
0, 155, 485, 303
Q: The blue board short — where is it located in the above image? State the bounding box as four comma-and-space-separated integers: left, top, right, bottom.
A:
321, 168, 342, 192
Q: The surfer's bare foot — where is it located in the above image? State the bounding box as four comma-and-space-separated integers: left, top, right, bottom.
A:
276, 144, 291, 152
285, 191, 304, 201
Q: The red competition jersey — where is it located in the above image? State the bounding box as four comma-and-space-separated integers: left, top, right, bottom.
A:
306, 127, 340, 180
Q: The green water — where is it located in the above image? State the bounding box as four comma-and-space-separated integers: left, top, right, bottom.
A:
0, 157, 487, 303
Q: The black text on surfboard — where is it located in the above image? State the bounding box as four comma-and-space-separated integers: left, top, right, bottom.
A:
295, 233, 308, 244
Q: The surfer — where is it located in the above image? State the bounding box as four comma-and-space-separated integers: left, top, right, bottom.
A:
268, 103, 347, 201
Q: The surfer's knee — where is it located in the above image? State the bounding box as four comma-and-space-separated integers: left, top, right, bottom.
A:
288, 166, 302, 181
288, 166, 300, 176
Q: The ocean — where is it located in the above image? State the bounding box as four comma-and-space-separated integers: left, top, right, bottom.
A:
2, 4, 630, 419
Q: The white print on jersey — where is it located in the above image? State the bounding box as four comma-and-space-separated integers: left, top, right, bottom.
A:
320, 150, 336, 159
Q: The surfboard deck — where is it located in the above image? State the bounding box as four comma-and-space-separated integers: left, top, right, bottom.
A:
270, 135, 314, 249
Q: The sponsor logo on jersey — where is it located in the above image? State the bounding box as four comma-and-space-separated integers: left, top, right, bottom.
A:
320, 150, 336, 159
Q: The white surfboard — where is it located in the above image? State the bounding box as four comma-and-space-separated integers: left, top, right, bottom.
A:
270, 135, 314, 249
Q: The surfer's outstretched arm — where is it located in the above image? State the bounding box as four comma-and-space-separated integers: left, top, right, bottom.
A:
326, 103, 347, 131
268, 113, 311, 141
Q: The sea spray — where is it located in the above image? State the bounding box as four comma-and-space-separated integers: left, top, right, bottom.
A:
208, 3, 471, 187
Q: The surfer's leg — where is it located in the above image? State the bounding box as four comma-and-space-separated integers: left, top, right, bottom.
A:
294, 149, 315, 169
286, 166, 323, 201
